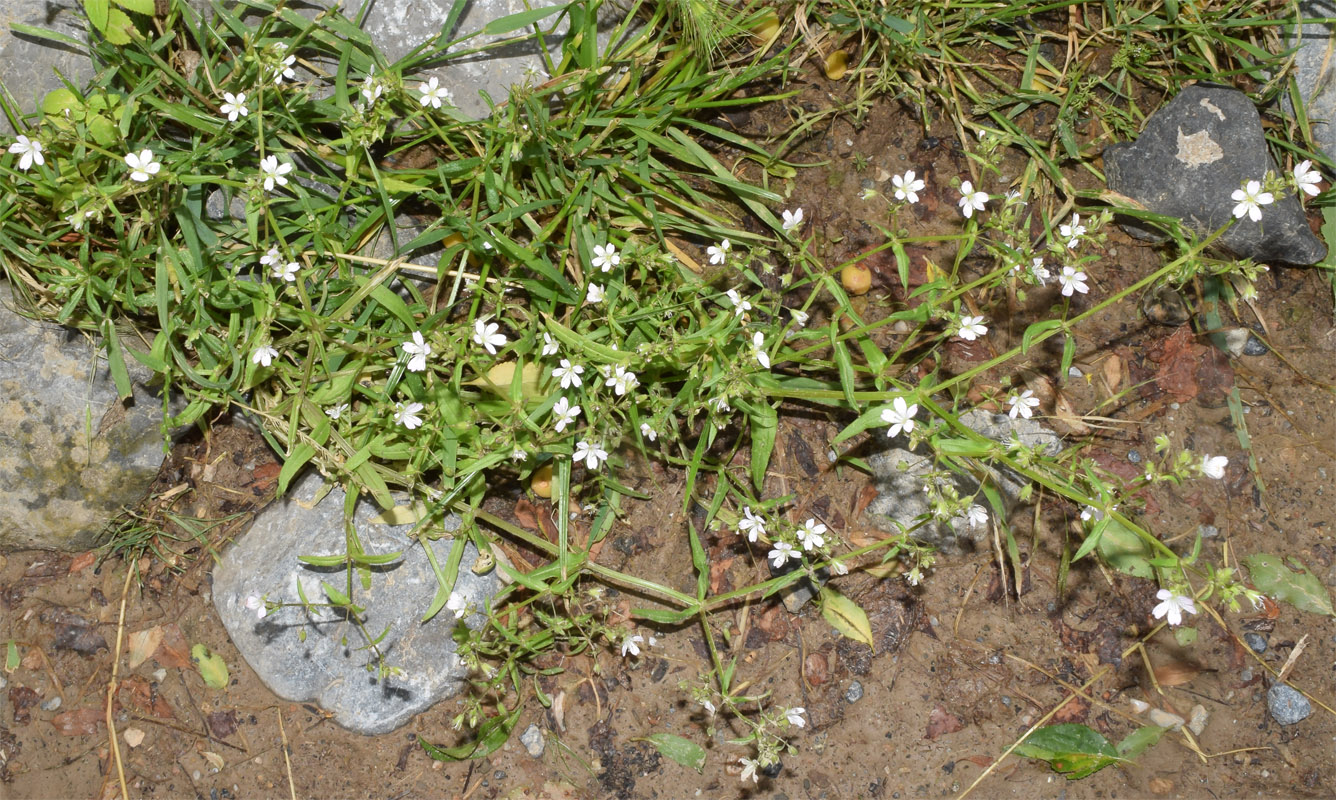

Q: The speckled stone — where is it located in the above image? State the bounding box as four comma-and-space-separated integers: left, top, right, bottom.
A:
1267, 684, 1313, 725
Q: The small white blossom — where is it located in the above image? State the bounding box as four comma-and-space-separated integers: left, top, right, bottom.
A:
591, 243, 620, 272
1151, 589, 1197, 627
418, 76, 452, 108
401, 331, 432, 372
510, 447, 528, 462
553, 359, 584, 389
219, 92, 248, 122
252, 345, 279, 367
966, 504, 988, 528
551, 396, 580, 432
725, 288, 752, 316
325, 403, 349, 420
738, 507, 766, 542
574, 438, 608, 470
360, 68, 384, 106
784, 707, 807, 728
892, 169, 925, 204
620, 633, 644, 658
585, 283, 606, 304
446, 591, 467, 617
1080, 504, 1115, 522
271, 261, 299, 282
1058, 213, 1086, 248
259, 247, 282, 268
707, 239, 731, 265
1008, 389, 1039, 420
541, 332, 559, 357
639, 422, 657, 441
739, 757, 760, 784
605, 365, 639, 396
124, 149, 161, 182
797, 519, 826, 551
752, 331, 771, 369
831, 559, 849, 575
781, 207, 804, 232
272, 52, 296, 84
880, 396, 919, 438
472, 317, 507, 355
1030, 258, 1051, 286
958, 180, 987, 218
702, 700, 716, 717
768, 541, 799, 568
8, 135, 44, 170
956, 315, 987, 341
394, 401, 425, 429
1294, 160, 1322, 197
1059, 266, 1089, 297
243, 595, 268, 619
905, 567, 923, 586
1200, 454, 1228, 480
708, 396, 731, 414
259, 155, 293, 192
1231, 179, 1274, 222
789, 308, 809, 328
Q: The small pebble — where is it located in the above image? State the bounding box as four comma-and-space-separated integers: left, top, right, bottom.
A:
1240, 668, 1253, 682
1242, 334, 1268, 356
1148, 708, 1185, 729
1199, 524, 1219, 539
845, 681, 864, 703
1127, 450, 1142, 464
1244, 632, 1267, 653
41, 696, 62, 712
1267, 684, 1312, 725
760, 760, 783, 778
519, 723, 545, 758
1188, 704, 1209, 736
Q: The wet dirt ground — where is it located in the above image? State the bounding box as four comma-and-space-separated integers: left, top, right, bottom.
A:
4, 37, 1336, 800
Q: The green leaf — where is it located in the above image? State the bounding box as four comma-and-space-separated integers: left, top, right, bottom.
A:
1014, 723, 1123, 780
1021, 319, 1063, 353
111, 0, 155, 13
1116, 725, 1166, 759
277, 442, 315, 497
322, 581, 351, 606
632, 606, 697, 625
85, 0, 110, 31
101, 319, 133, 401
480, 4, 566, 35
5, 639, 18, 672
190, 644, 229, 689
103, 8, 135, 44
638, 733, 706, 773
1243, 554, 1335, 616
1096, 518, 1154, 579
749, 403, 777, 491
1173, 626, 1198, 646
419, 704, 522, 761
819, 585, 874, 649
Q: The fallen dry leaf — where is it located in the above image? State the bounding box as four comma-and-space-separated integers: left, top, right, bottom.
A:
1100, 353, 1124, 396
206, 709, 239, 739
202, 751, 225, 771
123, 727, 145, 748
1052, 695, 1091, 724
68, 551, 96, 574
127, 626, 164, 670
9, 686, 39, 725
1152, 326, 1204, 403
1153, 661, 1204, 687
155, 623, 192, 669
51, 707, 102, 736
963, 755, 994, 769
925, 705, 964, 740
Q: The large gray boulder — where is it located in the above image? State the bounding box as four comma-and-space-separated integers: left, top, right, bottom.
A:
212, 471, 502, 735
1285, 1, 1336, 165
0, 284, 170, 551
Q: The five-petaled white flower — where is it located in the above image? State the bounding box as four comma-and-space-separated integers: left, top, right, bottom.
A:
402, 331, 431, 372
272, 51, 296, 85
418, 76, 452, 108
394, 401, 425, 429
739, 757, 760, 784
243, 595, 268, 619
541, 332, 559, 357
1294, 160, 1322, 197
768, 541, 799, 568
574, 438, 608, 470
326, 403, 349, 420
1008, 389, 1039, 420
1231, 179, 1274, 222
551, 396, 580, 432
124, 149, 161, 182
958, 180, 988, 218
1030, 257, 1051, 286
591, 243, 620, 272
260, 246, 282, 268
639, 422, 657, 441
585, 283, 606, 304
8, 135, 43, 170
1151, 589, 1197, 627
259, 155, 293, 192
360, 69, 383, 106
725, 288, 751, 316
620, 633, 644, 658
956, 315, 987, 341
781, 207, 804, 232
966, 504, 988, 528
752, 331, 771, 369
893, 169, 925, 204
272, 261, 299, 282
252, 345, 279, 367
738, 506, 766, 542
784, 707, 807, 728
605, 365, 639, 396
553, 359, 584, 389
445, 591, 467, 617
1200, 454, 1228, 480
880, 396, 919, 438
797, 519, 826, 551
472, 316, 507, 354
1058, 266, 1088, 297
220, 92, 248, 122
1058, 213, 1086, 248
707, 239, 731, 265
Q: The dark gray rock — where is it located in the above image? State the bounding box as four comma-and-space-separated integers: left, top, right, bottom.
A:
1267, 683, 1312, 725
1285, 2, 1336, 165
1104, 84, 1326, 265
0, 284, 172, 551
212, 471, 501, 735
1244, 632, 1267, 653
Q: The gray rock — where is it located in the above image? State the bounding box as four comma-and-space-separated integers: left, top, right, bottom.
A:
1105, 84, 1325, 265
1267, 683, 1313, 725
0, 1, 94, 136
1285, 2, 1336, 166
212, 471, 501, 735
1148, 708, 1186, 730
1187, 704, 1209, 736
520, 723, 545, 757
844, 680, 864, 703
1244, 632, 1267, 653
866, 409, 1061, 553
0, 284, 172, 551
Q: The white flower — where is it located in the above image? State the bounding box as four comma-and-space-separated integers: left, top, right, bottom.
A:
394, 401, 425, 429
553, 359, 584, 389
551, 396, 580, 432
1200, 454, 1228, 480
905, 567, 923, 586
418, 76, 452, 108
1058, 213, 1086, 248
1030, 258, 1051, 286
708, 396, 731, 414
1080, 504, 1114, 522
1058, 266, 1089, 297
797, 519, 827, 551
784, 707, 807, 728
259, 247, 282, 268
243, 595, 268, 619
272, 53, 296, 84
510, 447, 528, 462
251, 345, 279, 367
259, 155, 293, 192
707, 239, 731, 265
591, 243, 620, 272
739, 757, 760, 784
271, 261, 299, 282
325, 403, 349, 420
752, 331, 771, 369
402, 331, 431, 372
892, 169, 925, 204
831, 558, 849, 575
585, 283, 606, 304
620, 633, 644, 658
8, 135, 44, 170
472, 317, 507, 355
574, 438, 608, 470
956, 315, 987, 341
738, 506, 766, 542
360, 71, 383, 106
880, 396, 919, 438
1008, 389, 1039, 420
1230, 179, 1274, 222
1005, 189, 1026, 206
702, 700, 716, 717
1294, 160, 1322, 197
958, 180, 988, 218
446, 591, 467, 617
541, 332, 559, 357
768, 541, 799, 568
781, 207, 804, 232
639, 422, 657, 441
219, 92, 248, 122
124, 149, 161, 182
605, 365, 639, 396
966, 504, 988, 528
790, 308, 809, 328
725, 288, 752, 316
1151, 589, 1197, 627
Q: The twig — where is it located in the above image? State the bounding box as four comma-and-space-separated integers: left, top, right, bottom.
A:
277, 707, 297, 800
1276, 633, 1309, 684
106, 565, 134, 800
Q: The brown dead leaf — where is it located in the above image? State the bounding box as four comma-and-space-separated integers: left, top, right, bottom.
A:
51, 707, 102, 736
202, 751, 225, 771
513, 497, 541, 531
708, 555, 735, 595
156, 623, 192, 669
1152, 326, 1204, 403
925, 705, 965, 740
1052, 695, 1090, 724
1050, 390, 1092, 436
963, 755, 994, 769
1153, 661, 1204, 687
127, 626, 164, 670
118, 676, 174, 720
1100, 353, 1124, 396
852, 484, 879, 519
9, 686, 39, 725
804, 652, 829, 686
68, 551, 96, 574
206, 709, 239, 739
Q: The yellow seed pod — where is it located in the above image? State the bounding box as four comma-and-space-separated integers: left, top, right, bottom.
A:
530, 463, 554, 498
824, 49, 849, 81
841, 264, 871, 296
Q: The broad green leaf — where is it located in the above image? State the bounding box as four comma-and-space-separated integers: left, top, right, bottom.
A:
819, 585, 874, 649
104, 8, 135, 44
1014, 723, 1123, 780
466, 360, 542, 398
41, 88, 83, 117
277, 442, 315, 497
369, 502, 430, 526
639, 733, 706, 773
85, 0, 110, 31
298, 554, 347, 567
749, 403, 777, 491
1116, 725, 1166, 759
112, 0, 155, 13
322, 581, 351, 606
419, 704, 522, 761
190, 644, 229, 689
1243, 554, 1335, 616
832, 403, 895, 445
101, 319, 133, 400
1096, 518, 1154, 578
